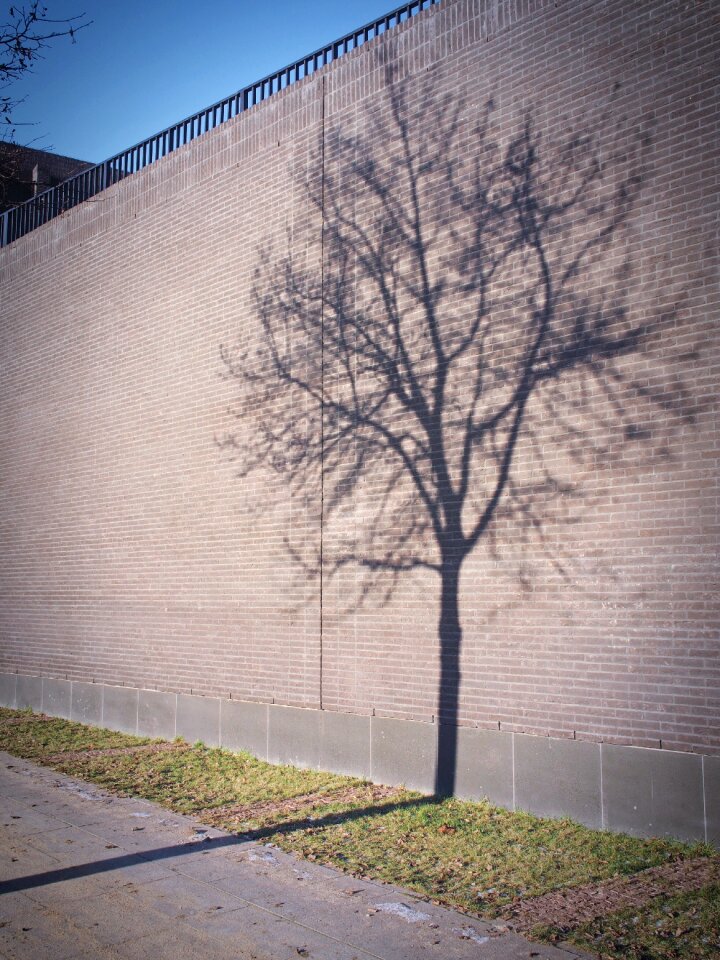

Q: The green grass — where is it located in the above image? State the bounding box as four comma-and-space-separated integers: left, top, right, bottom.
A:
1, 706, 716, 959
0, 706, 151, 758
265, 793, 693, 916
50, 743, 358, 814
534, 883, 720, 959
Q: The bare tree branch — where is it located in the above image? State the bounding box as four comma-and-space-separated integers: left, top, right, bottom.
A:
0, 2, 91, 138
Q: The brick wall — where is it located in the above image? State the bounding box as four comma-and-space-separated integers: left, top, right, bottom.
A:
0, 0, 718, 759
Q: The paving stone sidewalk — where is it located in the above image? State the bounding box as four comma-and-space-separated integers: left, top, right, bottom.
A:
0, 751, 592, 960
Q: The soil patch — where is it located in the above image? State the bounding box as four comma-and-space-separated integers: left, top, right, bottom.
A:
198, 782, 400, 826
501, 856, 720, 933
0, 713, 52, 725
42, 741, 189, 764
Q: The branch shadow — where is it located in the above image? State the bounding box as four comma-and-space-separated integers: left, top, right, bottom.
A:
0, 794, 430, 895
219, 74, 700, 797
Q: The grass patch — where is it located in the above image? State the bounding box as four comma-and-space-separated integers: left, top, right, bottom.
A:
0, 706, 151, 758
50, 742, 358, 814
1, 706, 716, 958
265, 793, 693, 916
534, 883, 720, 959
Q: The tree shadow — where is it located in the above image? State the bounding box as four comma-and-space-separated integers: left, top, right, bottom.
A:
219, 75, 698, 797
0, 793, 430, 895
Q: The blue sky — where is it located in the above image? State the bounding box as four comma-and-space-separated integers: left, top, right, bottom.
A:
11, 0, 406, 162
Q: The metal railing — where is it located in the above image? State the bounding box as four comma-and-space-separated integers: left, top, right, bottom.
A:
0, 0, 440, 248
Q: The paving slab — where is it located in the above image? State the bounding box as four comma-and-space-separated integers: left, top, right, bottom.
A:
0, 797, 65, 836
0, 891, 100, 960
52, 886, 178, 946
0, 750, 589, 960
104, 922, 258, 960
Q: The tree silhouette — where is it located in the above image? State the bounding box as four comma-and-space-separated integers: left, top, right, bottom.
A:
221, 79, 692, 795
1, 3, 90, 136
0, 3, 91, 210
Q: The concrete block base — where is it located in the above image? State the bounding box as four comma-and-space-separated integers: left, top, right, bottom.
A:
102, 684, 139, 735
220, 698, 268, 758
16, 674, 43, 711
515, 735, 602, 828
454, 726, 514, 809
601, 742, 705, 843
371, 715, 437, 793
268, 705, 322, 769
176, 693, 220, 747
138, 689, 177, 740
0, 673, 16, 708
0, 672, 716, 846
42, 678, 72, 719
70, 681, 103, 727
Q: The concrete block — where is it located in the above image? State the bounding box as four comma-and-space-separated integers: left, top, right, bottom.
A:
320, 710, 371, 779
15, 675, 43, 712
138, 689, 177, 740
602, 743, 705, 843
102, 684, 139, 735
704, 755, 720, 847
0, 673, 16, 708
42, 678, 72, 719
268, 705, 322, 769
454, 726, 514, 808
176, 693, 220, 747
371, 716, 437, 793
70, 681, 103, 726
514, 734, 602, 828
220, 698, 268, 759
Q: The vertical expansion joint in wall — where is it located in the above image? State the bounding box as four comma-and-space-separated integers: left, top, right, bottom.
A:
319, 75, 327, 711
600, 742, 605, 831
511, 733, 516, 811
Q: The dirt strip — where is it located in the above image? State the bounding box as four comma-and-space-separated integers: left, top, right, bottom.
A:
42, 741, 190, 764
501, 856, 720, 933
0, 713, 53, 725
198, 782, 401, 827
